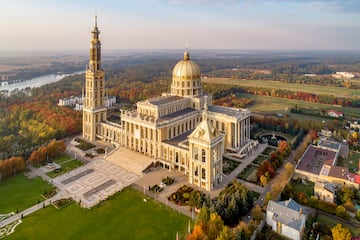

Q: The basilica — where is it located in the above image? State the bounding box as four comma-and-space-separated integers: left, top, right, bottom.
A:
82, 18, 255, 191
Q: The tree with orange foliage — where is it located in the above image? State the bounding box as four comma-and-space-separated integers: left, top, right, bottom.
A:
0, 156, 25, 179
186, 224, 208, 240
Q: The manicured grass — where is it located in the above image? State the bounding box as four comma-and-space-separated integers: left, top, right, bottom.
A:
0, 174, 52, 214
203, 77, 360, 98
291, 180, 314, 198
237, 164, 257, 181
46, 160, 83, 178
6, 188, 190, 240
223, 158, 241, 175
317, 213, 360, 236
52, 154, 72, 164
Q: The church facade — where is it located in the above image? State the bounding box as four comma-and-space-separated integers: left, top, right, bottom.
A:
82, 18, 254, 191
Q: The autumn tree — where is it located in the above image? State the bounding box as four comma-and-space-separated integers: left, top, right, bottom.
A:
331, 224, 352, 240
215, 226, 233, 240
251, 204, 263, 223
0, 156, 25, 179
186, 224, 208, 240
207, 213, 224, 240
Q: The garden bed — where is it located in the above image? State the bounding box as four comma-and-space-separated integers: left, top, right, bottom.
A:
236, 164, 258, 183
223, 158, 241, 175
52, 198, 73, 209
149, 184, 164, 193
168, 185, 205, 206
162, 176, 175, 186
74, 138, 95, 151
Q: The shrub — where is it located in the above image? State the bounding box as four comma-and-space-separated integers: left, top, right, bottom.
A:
96, 148, 105, 154
162, 176, 175, 186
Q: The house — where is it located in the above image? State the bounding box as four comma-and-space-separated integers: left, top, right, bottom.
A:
327, 110, 344, 118
266, 199, 306, 240
314, 182, 336, 203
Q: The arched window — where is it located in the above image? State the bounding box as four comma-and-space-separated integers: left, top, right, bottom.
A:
202, 168, 206, 179
202, 149, 206, 163
195, 166, 198, 176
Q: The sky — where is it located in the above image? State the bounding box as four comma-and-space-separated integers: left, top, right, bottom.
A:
1, 0, 360, 51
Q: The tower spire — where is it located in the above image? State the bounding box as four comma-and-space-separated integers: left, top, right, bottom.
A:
95, 14, 98, 28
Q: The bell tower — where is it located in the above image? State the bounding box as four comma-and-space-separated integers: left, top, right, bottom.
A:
82, 16, 107, 141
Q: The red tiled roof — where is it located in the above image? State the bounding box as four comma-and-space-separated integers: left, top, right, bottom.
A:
328, 166, 348, 180
327, 110, 343, 115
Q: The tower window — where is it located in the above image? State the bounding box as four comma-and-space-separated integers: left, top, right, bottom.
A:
202, 149, 206, 163
202, 168, 206, 179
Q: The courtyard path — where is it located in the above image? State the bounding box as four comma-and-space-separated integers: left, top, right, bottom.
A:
213, 143, 267, 194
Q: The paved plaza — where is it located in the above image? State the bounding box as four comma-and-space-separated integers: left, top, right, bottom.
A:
54, 158, 139, 208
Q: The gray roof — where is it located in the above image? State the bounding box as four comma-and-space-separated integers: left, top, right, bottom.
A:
208, 105, 242, 118
267, 199, 305, 231
318, 139, 341, 151
163, 130, 192, 149
159, 108, 198, 121
148, 95, 184, 106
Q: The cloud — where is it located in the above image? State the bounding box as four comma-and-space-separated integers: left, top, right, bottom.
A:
156, 0, 360, 13
269, 0, 360, 13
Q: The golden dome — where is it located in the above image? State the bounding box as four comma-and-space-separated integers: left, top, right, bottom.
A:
172, 51, 201, 80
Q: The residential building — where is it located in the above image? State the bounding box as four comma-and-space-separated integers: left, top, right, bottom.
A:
266, 199, 306, 240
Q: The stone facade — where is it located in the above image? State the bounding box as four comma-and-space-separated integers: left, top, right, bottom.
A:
82, 18, 254, 191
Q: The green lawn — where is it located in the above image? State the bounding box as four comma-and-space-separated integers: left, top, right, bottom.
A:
46, 160, 83, 178
238, 93, 360, 117
0, 174, 52, 214
203, 78, 360, 98
337, 151, 360, 173
237, 164, 257, 181
6, 188, 190, 240
317, 213, 360, 236
291, 180, 314, 198
52, 154, 72, 164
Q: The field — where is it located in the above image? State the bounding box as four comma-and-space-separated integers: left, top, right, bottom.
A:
6, 188, 190, 240
237, 93, 360, 117
0, 174, 52, 214
203, 77, 360, 98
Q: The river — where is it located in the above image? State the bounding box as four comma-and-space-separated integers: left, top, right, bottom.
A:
0, 71, 84, 93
